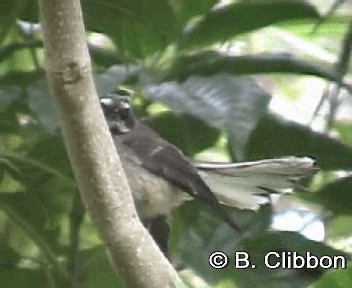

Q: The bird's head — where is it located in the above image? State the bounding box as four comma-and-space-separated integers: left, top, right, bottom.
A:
100, 89, 135, 134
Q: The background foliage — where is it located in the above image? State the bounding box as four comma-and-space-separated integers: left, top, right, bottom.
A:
0, 0, 352, 287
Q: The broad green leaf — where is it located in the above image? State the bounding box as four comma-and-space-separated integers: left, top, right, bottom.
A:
0, 192, 64, 276
80, 246, 124, 288
1, 149, 73, 189
82, 0, 179, 58
144, 73, 271, 159
335, 122, 352, 147
0, 111, 20, 134
247, 114, 352, 170
0, 268, 49, 288
313, 262, 352, 288
27, 66, 139, 133
0, 86, 22, 109
170, 202, 326, 287
0, 240, 20, 267
236, 231, 347, 287
145, 112, 220, 156
175, 0, 218, 26
1, 135, 75, 226
167, 52, 352, 93
94, 64, 140, 96
328, 215, 352, 239
28, 78, 58, 134
182, 1, 320, 49
26, 136, 73, 179
303, 177, 352, 215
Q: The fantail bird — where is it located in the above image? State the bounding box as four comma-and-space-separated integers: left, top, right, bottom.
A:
99, 91, 318, 232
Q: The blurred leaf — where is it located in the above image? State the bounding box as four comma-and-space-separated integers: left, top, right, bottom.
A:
312, 0, 348, 33
0, 111, 20, 134
0, 240, 20, 267
94, 64, 140, 96
236, 231, 348, 287
144, 73, 271, 159
0, 192, 63, 273
335, 122, 352, 147
82, 0, 179, 58
27, 66, 140, 133
145, 112, 220, 156
0, 16, 14, 46
0, 0, 30, 43
0, 86, 22, 109
0, 0, 36, 20
303, 177, 352, 215
244, 231, 348, 269
1, 135, 75, 226
26, 136, 73, 178
313, 262, 352, 288
1, 149, 73, 190
88, 42, 123, 67
170, 201, 327, 287
328, 215, 352, 239
0, 71, 42, 88
28, 78, 58, 134
18, 0, 39, 22
80, 246, 123, 288
175, 0, 218, 26
0, 268, 49, 288
167, 52, 352, 93
182, 1, 320, 49
0, 41, 42, 65
247, 114, 352, 170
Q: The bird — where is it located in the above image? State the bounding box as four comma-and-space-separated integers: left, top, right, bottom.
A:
99, 90, 318, 246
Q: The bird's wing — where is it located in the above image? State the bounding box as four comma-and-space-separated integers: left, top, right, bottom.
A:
195, 157, 318, 210
120, 123, 240, 230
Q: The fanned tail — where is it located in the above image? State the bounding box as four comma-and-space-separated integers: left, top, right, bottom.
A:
196, 157, 318, 210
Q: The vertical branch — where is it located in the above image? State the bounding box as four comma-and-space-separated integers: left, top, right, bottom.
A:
38, 0, 181, 287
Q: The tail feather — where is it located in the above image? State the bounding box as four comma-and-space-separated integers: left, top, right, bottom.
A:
196, 157, 318, 210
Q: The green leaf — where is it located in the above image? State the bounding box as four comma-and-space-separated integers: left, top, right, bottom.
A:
328, 215, 352, 239
0, 86, 22, 109
82, 0, 179, 58
94, 64, 140, 96
0, 192, 65, 277
313, 262, 352, 288
28, 78, 58, 134
182, 1, 320, 49
0, 268, 49, 288
144, 74, 271, 159
145, 112, 220, 156
237, 231, 347, 287
0, 111, 20, 134
247, 114, 352, 170
0, 240, 20, 267
167, 52, 352, 93
80, 246, 124, 288
304, 177, 352, 215
1, 149, 73, 190
171, 202, 328, 287
0, 135, 75, 227
175, 0, 218, 26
